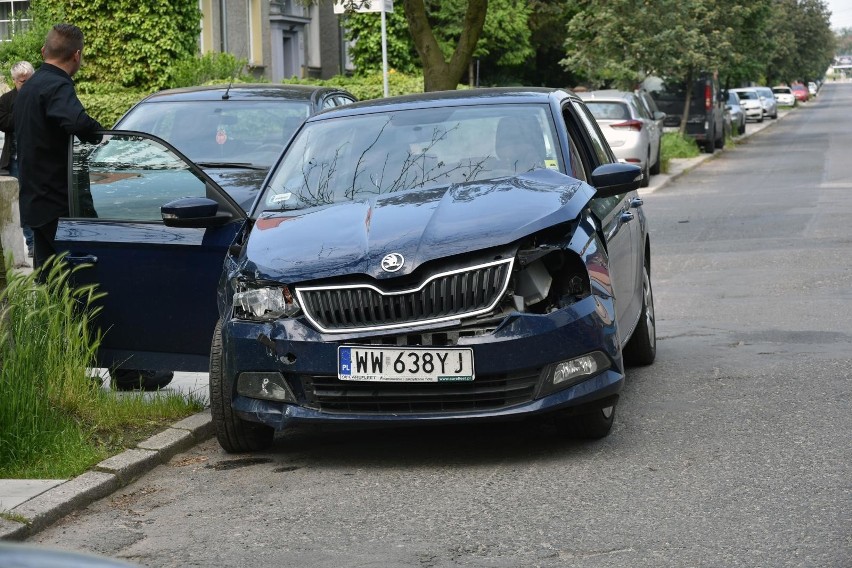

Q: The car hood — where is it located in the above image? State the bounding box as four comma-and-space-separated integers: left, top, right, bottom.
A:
203, 167, 269, 212
241, 168, 595, 283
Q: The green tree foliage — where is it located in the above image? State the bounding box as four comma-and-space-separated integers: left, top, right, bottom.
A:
345, 0, 532, 85
0, 0, 201, 91
561, 0, 835, 131
763, 0, 834, 84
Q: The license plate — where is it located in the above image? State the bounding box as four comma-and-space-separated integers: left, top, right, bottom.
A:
338, 346, 474, 382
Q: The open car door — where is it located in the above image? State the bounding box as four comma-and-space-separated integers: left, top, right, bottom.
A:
55, 131, 248, 372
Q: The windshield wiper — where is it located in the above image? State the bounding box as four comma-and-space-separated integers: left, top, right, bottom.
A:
195, 161, 267, 170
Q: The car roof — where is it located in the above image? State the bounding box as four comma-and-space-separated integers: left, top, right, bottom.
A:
575, 89, 636, 102
306, 87, 577, 120
136, 83, 352, 104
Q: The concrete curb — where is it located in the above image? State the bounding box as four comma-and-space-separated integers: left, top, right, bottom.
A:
0, 409, 213, 541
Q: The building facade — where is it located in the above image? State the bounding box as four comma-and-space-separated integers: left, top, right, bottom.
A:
198, 0, 350, 82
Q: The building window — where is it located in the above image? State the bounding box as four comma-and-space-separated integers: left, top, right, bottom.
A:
0, 1, 30, 41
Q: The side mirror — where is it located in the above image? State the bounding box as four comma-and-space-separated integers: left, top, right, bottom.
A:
162, 196, 232, 228
653, 111, 666, 120
591, 163, 642, 197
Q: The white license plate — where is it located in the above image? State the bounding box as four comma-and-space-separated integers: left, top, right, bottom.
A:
338, 346, 474, 382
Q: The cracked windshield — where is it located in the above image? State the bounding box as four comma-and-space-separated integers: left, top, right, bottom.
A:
260, 104, 562, 213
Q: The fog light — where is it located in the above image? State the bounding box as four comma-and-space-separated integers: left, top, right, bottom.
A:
552, 352, 610, 386
236, 371, 297, 403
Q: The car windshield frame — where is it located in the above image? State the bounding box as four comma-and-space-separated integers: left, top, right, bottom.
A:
255, 103, 565, 217
117, 99, 313, 168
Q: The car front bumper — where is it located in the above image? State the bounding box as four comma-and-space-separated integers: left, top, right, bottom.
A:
221, 295, 625, 430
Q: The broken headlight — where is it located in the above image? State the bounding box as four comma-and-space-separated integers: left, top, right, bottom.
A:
232, 284, 301, 321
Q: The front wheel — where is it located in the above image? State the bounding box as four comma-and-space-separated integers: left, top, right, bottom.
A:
557, 398, 618, 439
623, 264, 656, 366
210, 320, 275, 453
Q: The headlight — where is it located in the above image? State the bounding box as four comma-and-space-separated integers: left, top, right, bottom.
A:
233, 285, 301, 320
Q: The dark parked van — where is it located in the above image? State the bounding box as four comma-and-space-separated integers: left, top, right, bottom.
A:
642, 72, 726, 153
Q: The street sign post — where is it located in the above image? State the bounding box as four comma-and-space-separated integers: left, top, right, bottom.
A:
333, 0, 394, 97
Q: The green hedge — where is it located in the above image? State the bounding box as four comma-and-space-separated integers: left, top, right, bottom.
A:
282, 70, 429, 100
78, 90, 150, 128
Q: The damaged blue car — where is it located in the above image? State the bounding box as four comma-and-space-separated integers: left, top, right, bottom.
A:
58, 88, 655, 453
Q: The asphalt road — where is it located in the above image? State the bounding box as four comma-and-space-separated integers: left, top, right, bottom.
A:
30, 84, 852, 568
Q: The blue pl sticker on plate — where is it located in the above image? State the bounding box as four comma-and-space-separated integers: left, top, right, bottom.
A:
339, 347, 352, 377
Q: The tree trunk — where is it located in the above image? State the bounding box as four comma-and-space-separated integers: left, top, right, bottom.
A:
403, 0, 488, 92
678, 68, 694, 136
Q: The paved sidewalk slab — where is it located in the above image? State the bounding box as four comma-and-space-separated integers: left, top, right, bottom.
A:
0, 480, 65, 511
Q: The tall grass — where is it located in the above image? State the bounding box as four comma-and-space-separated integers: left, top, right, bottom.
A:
660, 132, 701, 173
0, 258, 204, 479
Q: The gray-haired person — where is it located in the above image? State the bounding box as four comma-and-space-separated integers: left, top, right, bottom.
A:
0, 60, 35, 257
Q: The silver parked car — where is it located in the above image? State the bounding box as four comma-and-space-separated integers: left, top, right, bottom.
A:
730, 88, 764, 123
725, 90, 746, 136
577, 90, 661, 187
754, 86, 778, 119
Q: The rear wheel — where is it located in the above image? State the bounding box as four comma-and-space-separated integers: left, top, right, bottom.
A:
649, 141, 661, 175
640, 154, 650, 187
715, 124, 725, 149
702, 127, 715, 153
210, 320, 274, 453
623, 263, 656, 366
738, 121, 746, 135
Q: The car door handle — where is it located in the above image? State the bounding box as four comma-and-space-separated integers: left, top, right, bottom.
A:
65, 254, 98, 265
630, 197, 643, 208
620, 211, 634, 223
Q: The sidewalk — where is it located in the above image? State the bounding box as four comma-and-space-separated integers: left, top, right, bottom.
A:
0, 103, 795, 542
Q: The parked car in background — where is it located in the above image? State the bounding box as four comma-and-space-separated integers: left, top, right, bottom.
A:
754, 86, 778, 119
808, 81, 818, 97
642, 72, 726, 154
772, 85, 796, 107
791, 84, 810, 103
635, 88, 667, 141
730, 88, 764, 122
115, 84, 357, 212
57, 88, 655, 452
725, 90, 746, 135
577, 90, 661, 186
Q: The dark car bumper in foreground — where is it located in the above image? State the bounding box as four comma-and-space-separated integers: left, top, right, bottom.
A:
221, 295, 624, 430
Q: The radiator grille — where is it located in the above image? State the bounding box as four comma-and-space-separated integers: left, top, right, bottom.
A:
298, 368, 541, 414
296, 258, 513, 333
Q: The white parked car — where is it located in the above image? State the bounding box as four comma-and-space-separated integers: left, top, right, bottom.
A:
772, 86, 796, 107
730, 88, 764, 122
577, 90, 662, 187
808, 81, 818, 97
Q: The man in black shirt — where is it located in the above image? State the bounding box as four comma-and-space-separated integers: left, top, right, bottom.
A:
13, 23, 102, 269
14, 24, 173, 391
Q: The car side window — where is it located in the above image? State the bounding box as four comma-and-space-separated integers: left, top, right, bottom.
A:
571, 103, 626, 220
574, 103, 614, 166
70, 134, 210, 222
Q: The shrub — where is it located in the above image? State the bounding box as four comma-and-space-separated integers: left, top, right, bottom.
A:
282, 70, 427, 100
166, 52, 255, 89
660, 132, 699, 172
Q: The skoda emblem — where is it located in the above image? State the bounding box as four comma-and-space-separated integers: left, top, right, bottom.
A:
381, 253, 405, 273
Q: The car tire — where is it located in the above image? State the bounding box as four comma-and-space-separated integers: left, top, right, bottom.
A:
703, 127, 715, 154
649, 142, 661, 175
640, 154, 650, 187
210, 320, 274, 453
757, 115, 764, 123
110, 369, 174, 391
738, 122, 746, 135
715, 126, 725, 149
558, 398, 618, 439
623, 263, 656, 366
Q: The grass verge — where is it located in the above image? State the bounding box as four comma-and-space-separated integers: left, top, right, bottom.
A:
0, 258, 205, 479
660, 132, 700, 173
